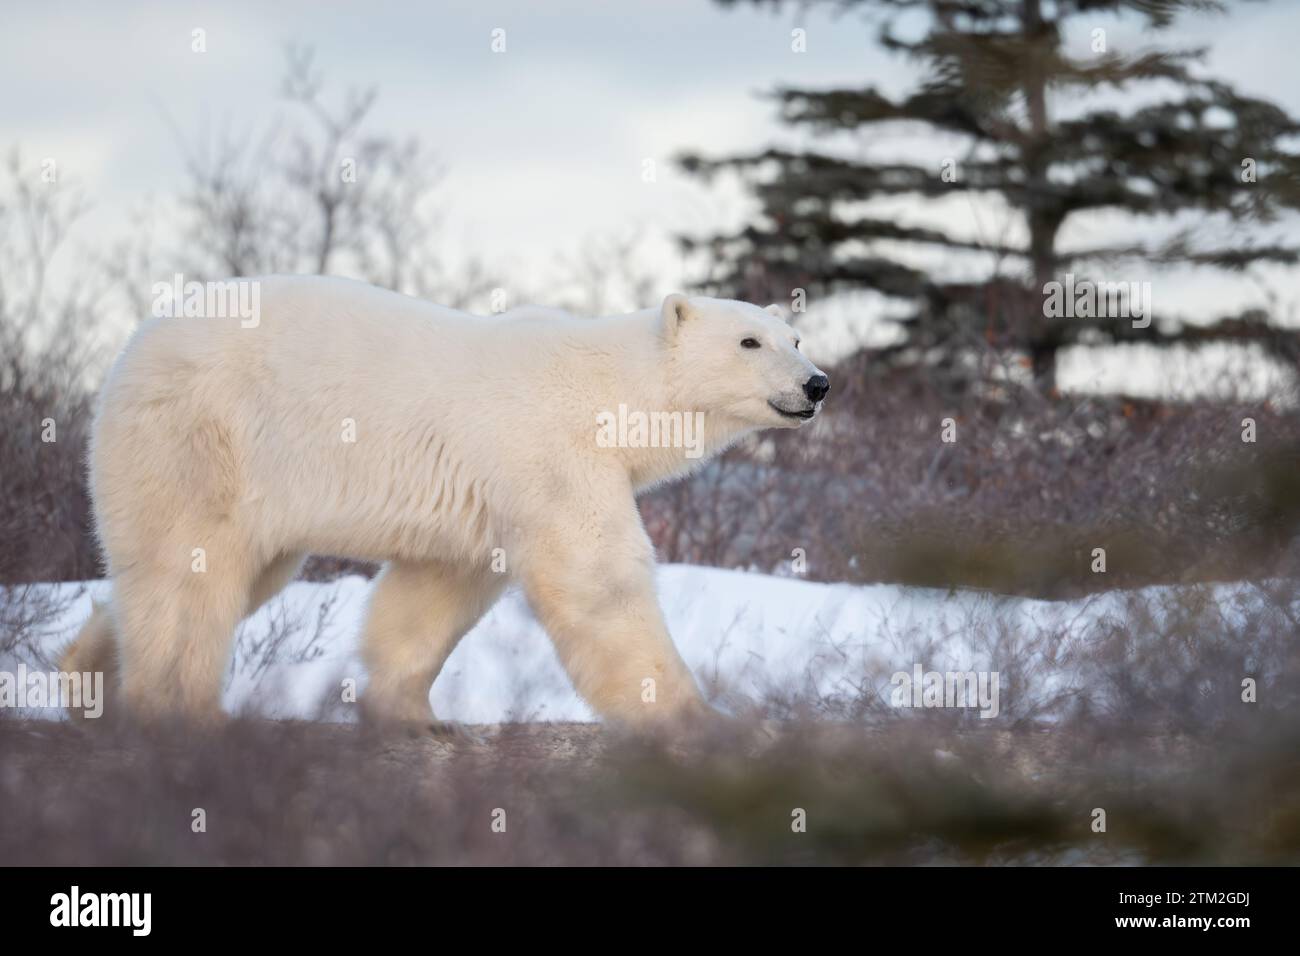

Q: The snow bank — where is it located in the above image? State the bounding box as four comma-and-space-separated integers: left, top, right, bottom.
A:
1, 567, 1264, 723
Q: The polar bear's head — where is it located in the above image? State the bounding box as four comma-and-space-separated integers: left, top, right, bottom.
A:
661, 294, 829, 429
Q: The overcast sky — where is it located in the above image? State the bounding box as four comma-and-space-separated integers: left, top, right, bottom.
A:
2, 0, 1298, 387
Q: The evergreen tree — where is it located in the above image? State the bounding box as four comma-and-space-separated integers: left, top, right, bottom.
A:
681, 0, 1300, 392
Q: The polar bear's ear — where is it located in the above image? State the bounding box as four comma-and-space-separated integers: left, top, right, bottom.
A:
661, 293, 695, 340
764, 303, 785, 318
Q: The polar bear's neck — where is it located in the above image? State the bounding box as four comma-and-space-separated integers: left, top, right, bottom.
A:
580, 310, 757, 491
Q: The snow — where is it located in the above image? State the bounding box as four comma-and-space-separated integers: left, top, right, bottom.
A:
1, 566, 1266, 723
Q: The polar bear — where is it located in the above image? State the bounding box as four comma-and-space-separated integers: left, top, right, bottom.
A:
63, 276, 829, 729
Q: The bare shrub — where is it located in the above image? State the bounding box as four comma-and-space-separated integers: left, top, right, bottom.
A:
0, 151, 100, 584
0, 705, 1294, 864
233, 588, 338, 684
645, 351, 1300, 594
0, 584, 78, 671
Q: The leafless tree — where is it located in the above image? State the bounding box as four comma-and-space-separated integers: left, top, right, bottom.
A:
169, 45, 499, 309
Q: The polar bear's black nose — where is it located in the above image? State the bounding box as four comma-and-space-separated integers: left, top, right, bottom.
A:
803, 374, 830, 402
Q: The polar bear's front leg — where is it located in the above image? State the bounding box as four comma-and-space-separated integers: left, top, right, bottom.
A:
519, 511, 707, 725
360, 559, 505, 730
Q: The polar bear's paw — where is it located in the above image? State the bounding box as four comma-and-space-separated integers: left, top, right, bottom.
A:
362, 713, 486, 747
422, 719, 486, 745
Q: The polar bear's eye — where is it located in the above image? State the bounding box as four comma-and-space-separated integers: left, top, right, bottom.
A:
740, 337, 761, 349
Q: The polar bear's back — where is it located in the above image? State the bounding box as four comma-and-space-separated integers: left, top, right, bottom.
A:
98, 276, 489, 458
91, 276, 540, 561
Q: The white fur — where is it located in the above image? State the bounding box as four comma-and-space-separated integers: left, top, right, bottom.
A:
63, 276, 826, 727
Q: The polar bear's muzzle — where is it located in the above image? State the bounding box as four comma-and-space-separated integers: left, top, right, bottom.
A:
766, 373, 830, 421
768, 400, 818, 421
769, 402, 816, 420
